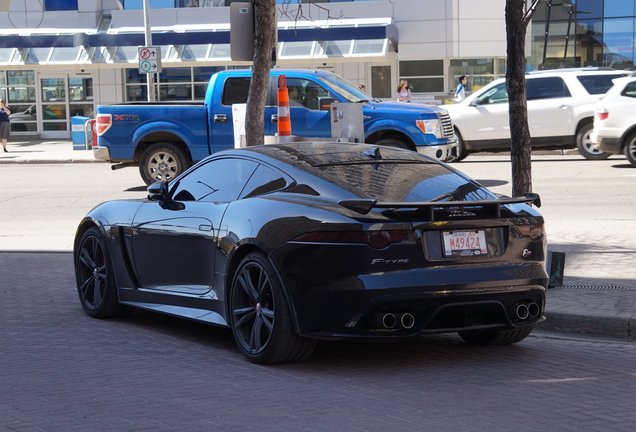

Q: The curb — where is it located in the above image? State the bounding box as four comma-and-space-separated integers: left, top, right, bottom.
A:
540, 311, 635, 340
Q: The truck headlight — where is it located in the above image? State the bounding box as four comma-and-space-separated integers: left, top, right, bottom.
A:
416, 119, 443, 138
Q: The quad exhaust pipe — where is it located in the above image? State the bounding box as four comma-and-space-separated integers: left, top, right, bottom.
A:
380, 312, 415, 330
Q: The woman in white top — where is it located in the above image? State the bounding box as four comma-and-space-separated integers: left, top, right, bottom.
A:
396, 80, 412, 102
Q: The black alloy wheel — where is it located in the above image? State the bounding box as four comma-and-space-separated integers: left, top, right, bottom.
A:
75, 227, 126, 318
229, 252, 316, 364
625, 133, 636, 167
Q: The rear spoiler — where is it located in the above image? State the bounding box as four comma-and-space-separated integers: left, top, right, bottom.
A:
338, 193, 541, 216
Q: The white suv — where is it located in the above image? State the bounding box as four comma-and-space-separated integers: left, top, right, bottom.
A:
590, 75, 636, 167
442, 68, 630, 161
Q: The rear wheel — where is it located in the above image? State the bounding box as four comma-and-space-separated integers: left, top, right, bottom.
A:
229, 252, 316, 364
75, 227, 127, 318
139, 142, 188, 185
624, 133, 636, 167
577, 123, 610, 160
458, 326, 533, 346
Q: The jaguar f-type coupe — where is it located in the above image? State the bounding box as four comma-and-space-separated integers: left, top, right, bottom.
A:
74, 142, 548, 364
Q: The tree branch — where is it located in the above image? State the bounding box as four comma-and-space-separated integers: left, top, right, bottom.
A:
521, 0, 541, 27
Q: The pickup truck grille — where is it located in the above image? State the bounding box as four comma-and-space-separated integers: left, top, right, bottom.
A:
438, 112, 455, 138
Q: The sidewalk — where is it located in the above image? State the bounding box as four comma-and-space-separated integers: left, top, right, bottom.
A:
1, 139, 635, 341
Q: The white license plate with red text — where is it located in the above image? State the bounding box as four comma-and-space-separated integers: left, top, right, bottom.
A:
442, 230, 487, 257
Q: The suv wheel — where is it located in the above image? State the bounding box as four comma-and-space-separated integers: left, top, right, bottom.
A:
625, 133, 636, 167
577, 123, 610, 160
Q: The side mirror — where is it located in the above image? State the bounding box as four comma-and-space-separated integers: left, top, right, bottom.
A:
318, 97, 335, 111
147, 181, 168, 201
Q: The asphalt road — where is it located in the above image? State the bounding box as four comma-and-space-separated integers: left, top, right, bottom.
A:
2, 251, 636, 431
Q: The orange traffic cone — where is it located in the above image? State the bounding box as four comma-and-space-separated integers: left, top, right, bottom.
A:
277, 75, 292, 142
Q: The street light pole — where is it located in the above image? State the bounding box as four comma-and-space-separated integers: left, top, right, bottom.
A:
143, 0, 155, 102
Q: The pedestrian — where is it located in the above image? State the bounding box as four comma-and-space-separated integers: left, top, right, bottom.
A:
396, 80, 412, 102
0, 98, 11, 152
454, 75, 468, 102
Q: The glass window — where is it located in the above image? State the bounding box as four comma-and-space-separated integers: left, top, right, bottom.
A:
181, 45, 210, 61
159, 84, 192, 101
400, 60, 443, 76
321, 40, 352, 56
122, 0, 176, 9
621, 81, 636, 98
41, 78, 66, 102
240, 164, 289, 199
171, 158, 258, 203
158, 67, 191, 83
8, 71, 35, 86
314, 162, 495, 202
527, 77, 571, 100
577, 73, 629, 94
576, 0, 604, 19
194, 66, 223, 82
352, 39, 385, 55
222, 77, 250, 105
474, 83, 508, 105
0, 49, 14, 63
602, 18, 635, 68
45, 0, 78, 10
576, 19, 604, 67
371, 65, 392, 99
209, 44, 231, 59
605, 0, 635, 17
68, 78, 93, 101
50, 47, 80, 63
280, 42, 315, 58
399, 60, 444, 93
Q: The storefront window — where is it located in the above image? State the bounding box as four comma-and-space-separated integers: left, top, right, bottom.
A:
398, 60, 444, 93
604, 0, 635, 18
602, 18, 635, 68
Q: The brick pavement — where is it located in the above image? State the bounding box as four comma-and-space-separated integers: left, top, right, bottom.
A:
2, 252, 636, 431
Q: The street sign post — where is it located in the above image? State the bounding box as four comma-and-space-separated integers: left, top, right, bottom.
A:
138, 46, 162, 74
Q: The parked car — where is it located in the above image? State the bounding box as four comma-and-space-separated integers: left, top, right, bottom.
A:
442, 68, 631, 161
74, 142, 547, 364
590, 75, 636, 167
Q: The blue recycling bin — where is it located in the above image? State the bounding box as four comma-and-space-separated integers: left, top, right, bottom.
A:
71, 116, 91, 150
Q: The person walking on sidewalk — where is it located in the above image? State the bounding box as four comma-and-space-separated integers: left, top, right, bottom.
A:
454, 75, 468, 102
0, 99, 11, 152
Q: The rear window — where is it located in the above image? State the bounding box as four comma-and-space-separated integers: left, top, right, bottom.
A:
577, 74, 629, 95
222, 77, 250, 105
315, 162, 496, 202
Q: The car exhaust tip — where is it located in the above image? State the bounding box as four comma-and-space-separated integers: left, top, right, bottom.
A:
516, 304, 529, 320
400, 313, 415, 329
527, 302, 540, 318
382, 313, 397, 329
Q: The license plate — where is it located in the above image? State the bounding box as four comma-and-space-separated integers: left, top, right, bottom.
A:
442, 230, 487, 257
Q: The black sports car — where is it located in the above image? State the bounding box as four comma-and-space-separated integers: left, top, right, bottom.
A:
74, 142, 548, 364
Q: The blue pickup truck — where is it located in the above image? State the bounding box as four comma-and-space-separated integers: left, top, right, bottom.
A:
94, 69, 458, 184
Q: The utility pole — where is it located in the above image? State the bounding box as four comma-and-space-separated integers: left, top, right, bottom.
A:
143, 0, 155, 102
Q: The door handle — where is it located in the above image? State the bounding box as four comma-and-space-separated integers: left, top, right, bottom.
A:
198, 224, 213, 232
559, 105, 569, 110
214, 114, 227, 123
271, 114, 279, 123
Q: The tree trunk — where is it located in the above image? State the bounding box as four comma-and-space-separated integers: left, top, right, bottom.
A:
505, 0, 532, 196
245, 0, 276, 147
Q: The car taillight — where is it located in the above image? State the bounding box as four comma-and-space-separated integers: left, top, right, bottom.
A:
516, 223, 545, 241
292, 230, 410, 249
95, 113, 112, 136
596, 110, 609, 121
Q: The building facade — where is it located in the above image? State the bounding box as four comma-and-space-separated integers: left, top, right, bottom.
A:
0, 0, 632, 139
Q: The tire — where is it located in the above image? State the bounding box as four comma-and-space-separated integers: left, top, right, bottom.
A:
375, 137, 411, 150
74, 227, 127, 319
458, 326, 533, 346
229, 252, 316, 364
139, 143, 188, 185
624, 133, 636, 167
576, 123, 610, 160
448, 128, 467, 162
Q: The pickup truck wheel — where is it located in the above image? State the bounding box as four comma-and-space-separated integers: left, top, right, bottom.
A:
375, 137, 411, 150
577, 123, 610, 160
139, 143, 188, 185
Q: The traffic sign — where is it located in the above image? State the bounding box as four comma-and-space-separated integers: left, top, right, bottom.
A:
138, 46, 162, 74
